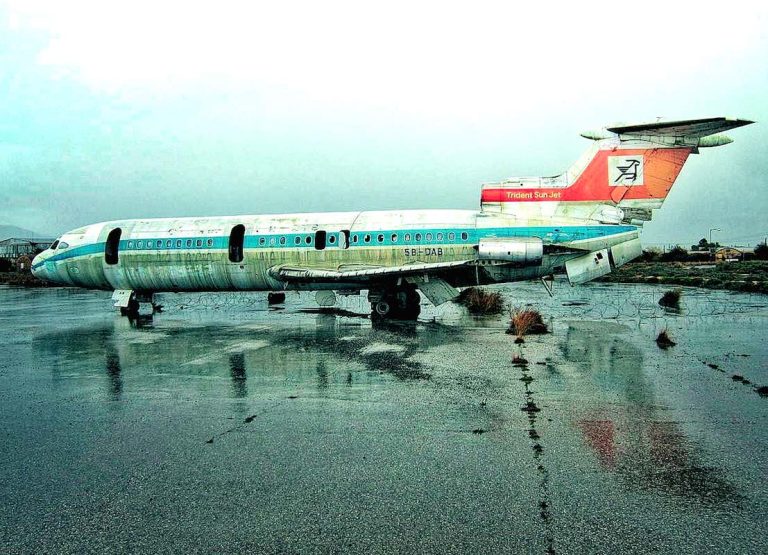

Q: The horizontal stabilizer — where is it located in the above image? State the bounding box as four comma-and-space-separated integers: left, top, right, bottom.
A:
606, 117, 753, 139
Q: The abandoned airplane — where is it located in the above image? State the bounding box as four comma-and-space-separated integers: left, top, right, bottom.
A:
32, 117, 753, 319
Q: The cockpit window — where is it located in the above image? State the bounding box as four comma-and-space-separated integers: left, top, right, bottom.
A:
58, 242, 69, 250
50, 240, 60, 250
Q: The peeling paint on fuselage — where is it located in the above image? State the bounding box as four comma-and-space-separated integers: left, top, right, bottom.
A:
32, 209, 638, 293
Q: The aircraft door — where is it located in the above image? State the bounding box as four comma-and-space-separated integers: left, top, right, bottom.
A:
105, 228, 121, 265
225, 224, 264, 290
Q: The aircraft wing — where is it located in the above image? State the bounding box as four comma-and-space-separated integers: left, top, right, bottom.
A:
269, 260, 475, 283
269, 260, 482, 305
606, 117, 753, 138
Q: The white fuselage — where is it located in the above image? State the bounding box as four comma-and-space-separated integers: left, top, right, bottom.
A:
31, 209, 638, 293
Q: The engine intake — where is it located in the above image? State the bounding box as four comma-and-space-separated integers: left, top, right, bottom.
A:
477, 237, 543, 266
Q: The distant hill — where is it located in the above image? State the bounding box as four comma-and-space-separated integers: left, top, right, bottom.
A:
0, 225, 46, 241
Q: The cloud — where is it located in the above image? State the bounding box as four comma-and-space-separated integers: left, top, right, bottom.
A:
8, 1, 768, 119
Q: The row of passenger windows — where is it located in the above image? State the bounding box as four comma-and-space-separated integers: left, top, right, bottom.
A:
257, 231, 470, 246
122, 231, 471, 250
126, 239, 214, 249
104, 226, 471, 265
352, 231, 468, 244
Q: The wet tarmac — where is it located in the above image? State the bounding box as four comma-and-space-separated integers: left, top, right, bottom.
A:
1, 282, 767, 553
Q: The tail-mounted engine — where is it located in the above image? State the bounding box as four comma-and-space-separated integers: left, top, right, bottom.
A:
477, 237, 543, 266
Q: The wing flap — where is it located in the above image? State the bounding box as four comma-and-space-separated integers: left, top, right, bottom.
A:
409, 277, 460, 305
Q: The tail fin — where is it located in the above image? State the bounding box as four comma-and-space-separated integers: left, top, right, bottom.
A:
481, 117, 753, 224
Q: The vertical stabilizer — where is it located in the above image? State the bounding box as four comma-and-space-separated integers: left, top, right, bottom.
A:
481, 117, 753, 224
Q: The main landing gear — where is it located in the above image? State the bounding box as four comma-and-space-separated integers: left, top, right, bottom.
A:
369, 285, 421, 321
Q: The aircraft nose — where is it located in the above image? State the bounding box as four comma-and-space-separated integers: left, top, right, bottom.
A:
31, 255, 47, 280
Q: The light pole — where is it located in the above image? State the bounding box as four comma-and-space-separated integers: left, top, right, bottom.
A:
709, 228, 721, 260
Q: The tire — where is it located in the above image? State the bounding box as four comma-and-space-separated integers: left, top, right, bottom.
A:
374, 300, 392, 317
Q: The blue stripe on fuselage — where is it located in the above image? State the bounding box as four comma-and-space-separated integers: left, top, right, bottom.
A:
32, 224, 637, 270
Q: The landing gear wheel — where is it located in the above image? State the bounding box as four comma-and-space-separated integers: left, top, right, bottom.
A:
374, 300, 392, 318
370, 287, 420, 321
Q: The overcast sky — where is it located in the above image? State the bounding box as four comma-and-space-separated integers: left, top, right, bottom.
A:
1, 1, 766, 246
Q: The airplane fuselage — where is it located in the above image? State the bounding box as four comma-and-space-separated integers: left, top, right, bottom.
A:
32, 209, 636, 293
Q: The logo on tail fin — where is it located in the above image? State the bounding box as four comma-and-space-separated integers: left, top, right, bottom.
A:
609, 156, 644, 186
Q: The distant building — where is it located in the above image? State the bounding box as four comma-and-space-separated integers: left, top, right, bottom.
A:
715, 246, 754, 262
0, 238, 55, 260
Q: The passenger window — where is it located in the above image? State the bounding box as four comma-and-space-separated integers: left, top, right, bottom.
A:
105, 228, 121, 265
314, 230, 326, 250
196, 239, 202, 247
415, 233, 422, 241
280, 236, 286, 245
156, 240, 162, 248
294, 236, 301, 245
426, 233, 433, 241
391, 234, 398, 243
259, 237, 266, 246
352, 235, 358, 244
405, 233, 411, 242
328, 235, 336, 245
176, 240, 182, 248
128, 241, 134, 249
166, 240, 172, 248
305, 236, 312, 245
207, 239, 213, 247
270, 237, 275, 245
448, 232, 455, 241
437, 233, 443, 241
137, 241, 143, 249
377, 234, 384, 243
364, 234, 371, 243
461, 232, 468, 241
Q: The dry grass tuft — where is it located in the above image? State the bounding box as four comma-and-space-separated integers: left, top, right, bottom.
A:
457, 287, 505, 315
659, 288, 682, 309
512, 353, 529, 365
656, 328, 677, 349
508, 307, 548, 340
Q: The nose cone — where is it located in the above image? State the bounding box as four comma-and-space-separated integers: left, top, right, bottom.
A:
31, 254, 47, 280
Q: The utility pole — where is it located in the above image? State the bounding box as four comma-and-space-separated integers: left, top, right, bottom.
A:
709, 228, 721, 261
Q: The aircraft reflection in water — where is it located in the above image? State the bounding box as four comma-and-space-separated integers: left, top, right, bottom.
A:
30, 308, 747, 510
562, 322, 741, 505
32, 315, 463, 402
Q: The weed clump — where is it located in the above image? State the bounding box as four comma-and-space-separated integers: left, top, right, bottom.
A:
659, 288, 682, 309
457, 287, 505, 315
507, 307, 548, 341
512, 353, 529, 366
656, 328, 677, 349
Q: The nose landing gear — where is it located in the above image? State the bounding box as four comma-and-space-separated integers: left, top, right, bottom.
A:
113, 290, 161, 320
